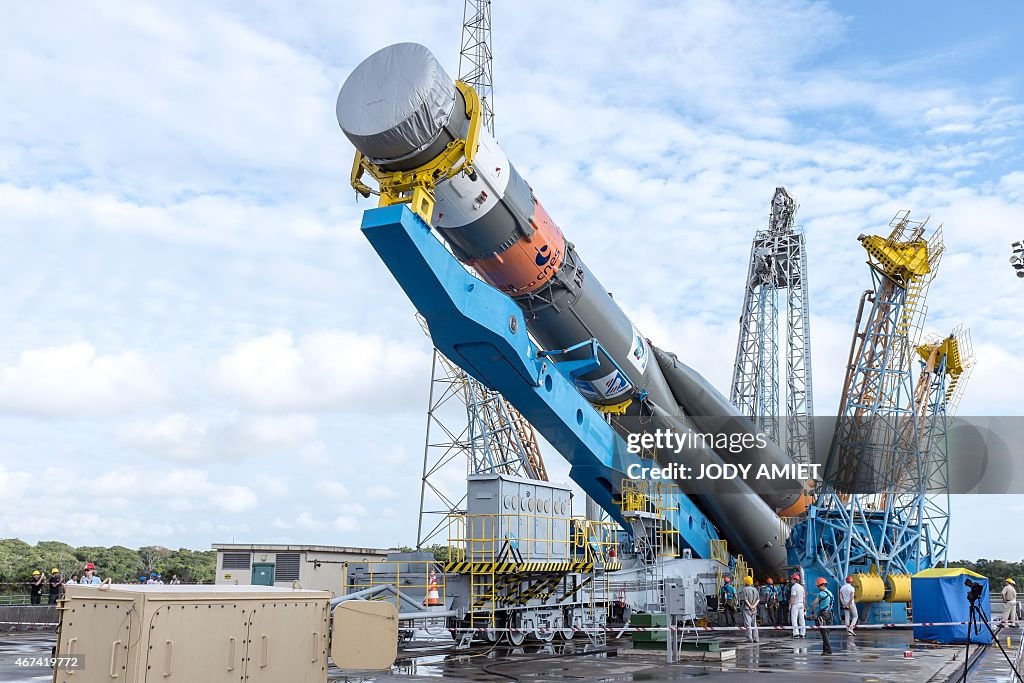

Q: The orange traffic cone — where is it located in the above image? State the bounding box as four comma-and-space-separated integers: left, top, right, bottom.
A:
425, 569, 441, 607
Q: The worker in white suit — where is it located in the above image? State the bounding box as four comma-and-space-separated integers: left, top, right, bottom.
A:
1002, 578, 1019, 628
789, 573, 807, 638
839, 576, 858, 634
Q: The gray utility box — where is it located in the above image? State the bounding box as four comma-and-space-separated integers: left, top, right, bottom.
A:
54, 583, 330, 683
665, 578, 697, 620
467, 473, 573, 561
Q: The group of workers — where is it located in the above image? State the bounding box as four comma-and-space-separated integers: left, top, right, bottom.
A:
28, 563, 101, 604
720, 573, 860, 655
28, 564, 183, 604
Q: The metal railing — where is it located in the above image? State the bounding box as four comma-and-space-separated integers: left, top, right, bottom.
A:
447, 512, 618, 565
344, 559, 445, 614
0, 594, 32, 606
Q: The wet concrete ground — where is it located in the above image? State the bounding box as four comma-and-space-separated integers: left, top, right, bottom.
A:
2, 627, 1021, 682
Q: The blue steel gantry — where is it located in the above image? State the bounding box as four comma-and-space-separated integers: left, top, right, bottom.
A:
788, 211, 953, 622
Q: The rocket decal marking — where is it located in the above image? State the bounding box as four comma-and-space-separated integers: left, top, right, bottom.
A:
584, 369, 631, 400
574, 379, 601, 402
575, 370, 630, 401
535, 244, 551, 266
601, 371, 631, 398
627, 325, 650, 374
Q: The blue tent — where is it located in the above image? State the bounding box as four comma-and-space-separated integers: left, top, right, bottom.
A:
912, 567, 992, 644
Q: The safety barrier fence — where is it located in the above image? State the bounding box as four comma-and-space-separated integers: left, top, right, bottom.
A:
447, 620, 1014, 634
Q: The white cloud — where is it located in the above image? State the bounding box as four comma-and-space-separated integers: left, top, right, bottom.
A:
118, 414, 208, 460
0, 464, 260, 546
338, 502, 368, 517
298, 441, 331, 466
0, 463, 32, 500
119, 413, 316, 461
0, 342, 166, 417
366, 485, 397, 500
333, 516, 359, 532
255, 475, 290, 498
295, 512, 325, 530
316, 480, 350, 498
0, 184, 355, 249
214, 330, 430, 413
219, 485, 258, 513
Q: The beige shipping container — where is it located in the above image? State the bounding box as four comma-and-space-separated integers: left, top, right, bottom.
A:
54, 583, 330, 683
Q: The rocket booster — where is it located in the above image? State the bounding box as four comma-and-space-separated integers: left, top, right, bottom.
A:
337, 43, 807, 574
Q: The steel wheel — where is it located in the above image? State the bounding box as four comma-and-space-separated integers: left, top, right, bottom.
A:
533, 628, 555, 643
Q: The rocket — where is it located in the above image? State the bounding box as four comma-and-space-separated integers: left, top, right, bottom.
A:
337, 43, 809, 574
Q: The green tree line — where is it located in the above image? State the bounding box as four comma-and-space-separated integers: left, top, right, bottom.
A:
948, 559, 1024, 589
0, 539, 216, 592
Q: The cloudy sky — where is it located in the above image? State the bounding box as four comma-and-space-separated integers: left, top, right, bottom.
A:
1, 1, 1022, 561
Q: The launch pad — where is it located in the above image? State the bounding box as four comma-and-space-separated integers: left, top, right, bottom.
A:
6, 628, 1021, 682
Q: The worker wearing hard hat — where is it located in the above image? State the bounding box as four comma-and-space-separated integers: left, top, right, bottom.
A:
810, 577, 835, 655
1002, 578, 1019, 628
778, 576, 790, 625
764, 578, 780, 626
78, 563, 101, 585
789, 573, 807, 638
720, 576, 738, 626
839, 576, 858, 634
29, 570, 44, 605
48, 568, 63, 605
740, 576, 760, 643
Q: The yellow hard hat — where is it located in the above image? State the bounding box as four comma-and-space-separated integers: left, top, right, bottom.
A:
51, 568, 60, 574
743, 575, 754, 585
32, 570, 41, 576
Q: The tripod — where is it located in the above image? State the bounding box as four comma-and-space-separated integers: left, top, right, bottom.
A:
961, 595, 1024, 683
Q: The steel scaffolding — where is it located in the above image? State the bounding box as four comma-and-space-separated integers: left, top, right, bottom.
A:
791, 212, 949, 615
458, 0, 495, 134
731, 187, 814, 461
415, 2, 549, 548
415, 331, 548, 548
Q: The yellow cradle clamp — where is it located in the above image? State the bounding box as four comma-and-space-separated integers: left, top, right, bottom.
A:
594, 398, 632, 415
858, 234, 931, 284
350, 81, 483, 225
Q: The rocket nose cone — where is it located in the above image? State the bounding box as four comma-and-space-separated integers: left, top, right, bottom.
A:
337, 42, 456, 164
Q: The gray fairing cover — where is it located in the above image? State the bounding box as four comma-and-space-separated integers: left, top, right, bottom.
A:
336, 42, 456, 164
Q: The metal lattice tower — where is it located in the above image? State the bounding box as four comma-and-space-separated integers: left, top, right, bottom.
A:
415, 318, 548, 548
731, 187, 814, 461
902, 326, 974, 567
459, 0, 495, 134
792, 212, 947, 597
826, 212, 943, 494
415, 1, 552, 547
1012, 240, 1024, 278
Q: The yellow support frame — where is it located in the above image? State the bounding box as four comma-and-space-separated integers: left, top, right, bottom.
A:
349, 81, 484, 225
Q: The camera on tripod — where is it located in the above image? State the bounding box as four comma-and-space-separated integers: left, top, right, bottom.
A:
964, 578, 984, 603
